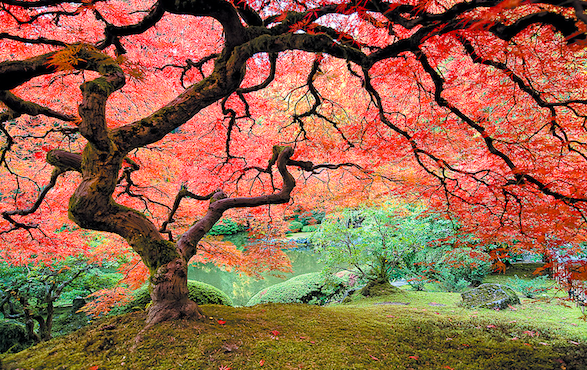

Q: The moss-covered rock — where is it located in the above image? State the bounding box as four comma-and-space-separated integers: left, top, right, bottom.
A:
246, 271, 359, 306
460, 283, 520, 310
118, 280, 233, 313
0, 320, 33, 353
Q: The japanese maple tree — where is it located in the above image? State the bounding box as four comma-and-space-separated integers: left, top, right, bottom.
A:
2, 0, 587, 325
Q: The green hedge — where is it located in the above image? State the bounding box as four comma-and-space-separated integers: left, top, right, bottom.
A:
119, 280, 233, 313
301, 225, 319, 233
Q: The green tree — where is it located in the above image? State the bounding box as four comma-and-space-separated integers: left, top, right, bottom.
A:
312, 205, 455, 284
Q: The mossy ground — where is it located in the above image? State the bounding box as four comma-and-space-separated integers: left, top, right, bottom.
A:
2, 297, 587, 369
2, 264, 586, 369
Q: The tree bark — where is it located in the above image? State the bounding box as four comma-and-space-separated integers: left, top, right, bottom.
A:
145, 257, 203, 325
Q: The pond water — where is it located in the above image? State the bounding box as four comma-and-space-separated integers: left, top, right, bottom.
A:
187, 249, 323, 306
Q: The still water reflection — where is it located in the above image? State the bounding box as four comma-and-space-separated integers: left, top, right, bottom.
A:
188, 250, 323, 306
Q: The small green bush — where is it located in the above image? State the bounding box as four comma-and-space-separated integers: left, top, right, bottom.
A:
439, 248, 492, 287
246, 272, 359, 306
434, 273, 471, 293
301, 225, 318, 233
506, 275, 552, 298
288, 221, 304, 232
208, 219, 244, 236
119, 280, 233, 313
0, 320, 32, 353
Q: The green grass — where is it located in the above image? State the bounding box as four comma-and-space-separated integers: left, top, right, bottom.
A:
3, 263, 586, 369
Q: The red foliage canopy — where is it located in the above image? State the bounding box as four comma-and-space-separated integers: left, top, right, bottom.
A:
2, 0, 587, 320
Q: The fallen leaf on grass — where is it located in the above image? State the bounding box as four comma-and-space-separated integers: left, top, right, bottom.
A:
270, 330, 280, 340
408, 355, 419, 360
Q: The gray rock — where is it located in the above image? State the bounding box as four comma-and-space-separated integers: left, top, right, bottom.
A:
460, 283, 520, 310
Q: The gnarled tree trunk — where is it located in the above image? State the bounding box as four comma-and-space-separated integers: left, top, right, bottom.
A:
146, 257, 202, 324
51, 139, 299, 326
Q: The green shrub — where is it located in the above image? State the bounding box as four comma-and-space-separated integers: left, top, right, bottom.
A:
440, 248, 492, 286
397, 245, 446, 291
0, 320, 32, 353
434, 272, 471, 292
118, 280, 233, 313
246, 272, 359, 306
288, 221, 304, 232
506, 275, 552, 298
420, 248, 491, 292
208, 219, 244, 236
301, 225, 318, 233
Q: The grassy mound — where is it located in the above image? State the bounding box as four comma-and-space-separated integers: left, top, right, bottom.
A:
246, 272, 355, 306
3, 287, 587, 370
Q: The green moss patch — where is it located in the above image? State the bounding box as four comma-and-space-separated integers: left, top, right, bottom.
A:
359, 279, 402, 297
3, 289, 587, 370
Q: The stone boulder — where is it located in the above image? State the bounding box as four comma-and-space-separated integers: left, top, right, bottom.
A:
460, 283, 520, 310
